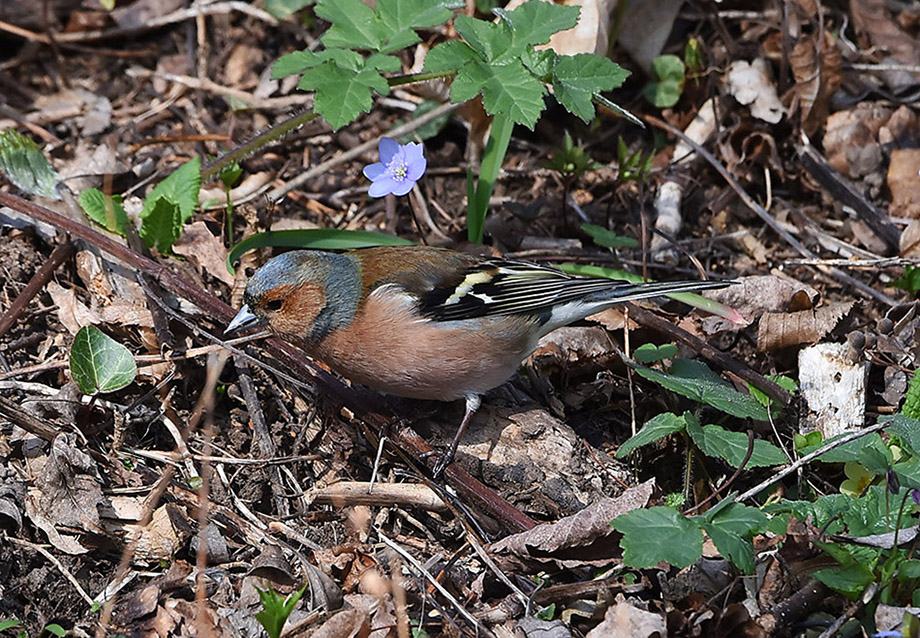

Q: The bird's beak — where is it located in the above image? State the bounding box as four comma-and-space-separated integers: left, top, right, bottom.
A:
226, 304, 262, 334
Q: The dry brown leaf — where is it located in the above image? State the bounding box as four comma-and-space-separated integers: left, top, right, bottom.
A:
789, 31, 842, 135
704, 275, 818, 318
46, 281, 101, 334
823, 104, 891, 176
757, 301, 854, 351
887, 149, 920, 218
585, 599, 667, 638
900, 219, 920, 257
173, 221, 235, 286
851, 0, 920, 90
491, 479, 654, 566
124, 505, 184, 564
310, 606, 370, 638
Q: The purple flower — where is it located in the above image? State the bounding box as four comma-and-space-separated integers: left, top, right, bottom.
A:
363, 137, 426, 197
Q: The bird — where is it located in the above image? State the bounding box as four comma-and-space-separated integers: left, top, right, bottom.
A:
226, 245, 731, 476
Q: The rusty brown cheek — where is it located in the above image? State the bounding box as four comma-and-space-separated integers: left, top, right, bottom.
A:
270, 282, 326, 341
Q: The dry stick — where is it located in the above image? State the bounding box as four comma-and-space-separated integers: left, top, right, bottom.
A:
0, 241, 75, 339
625, 302, 793, 406
0, 191, 535, 534
641, 114, 898, 308
734, 419, 890, 504
5, 536, 95, 605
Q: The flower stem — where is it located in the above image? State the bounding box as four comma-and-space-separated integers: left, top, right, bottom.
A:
387, 70, 455, 87
201, 109, 321, 181
467, 113, 514, 244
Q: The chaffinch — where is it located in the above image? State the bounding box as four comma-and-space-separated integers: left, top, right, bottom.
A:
227, 246, 730, 475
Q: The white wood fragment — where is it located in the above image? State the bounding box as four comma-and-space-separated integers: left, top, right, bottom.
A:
798, 342, 868, 438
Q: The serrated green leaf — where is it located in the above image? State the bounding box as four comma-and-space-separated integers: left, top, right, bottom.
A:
884, 414, 920, 456
611, 506, 703, 569
424, 40, 479, 73
493, 1, 579, 63
79, 188, 130, 235
813, 561, 875, 600
70, 325, 137, 395
684, 415, 785, 467
454, 14, 505, 62
521, 48, 555, 80
697, 504, 767, 574
616, 412, 686, 458
0, 129, 62, 200
635, 359, 770, 420
377, 0, 461, 35
299, 62, 389, 129
272, 51, 322, 78
316, 0, 387, 51
803, 431, 887, 463
553, 54, 630, 122
479, 61, 546, 129
139, 196, 183, 253
365, 53, 402, 73
142, 157, 201, 223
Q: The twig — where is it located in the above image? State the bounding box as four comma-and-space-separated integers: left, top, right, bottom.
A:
734, 419, 890, 503
377, 532, 495, 638
642, 114, 898, 307
5, 536, 95, 606
0, 241, 75, 339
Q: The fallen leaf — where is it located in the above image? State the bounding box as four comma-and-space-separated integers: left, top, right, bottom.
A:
887, 148, 920, 218
173, 221, 234, 285
789, 31, 842, 135
585, 599, 667, 638
757, 301, 854, 351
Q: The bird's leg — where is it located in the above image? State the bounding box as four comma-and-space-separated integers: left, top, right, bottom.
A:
431, 394, 481, 478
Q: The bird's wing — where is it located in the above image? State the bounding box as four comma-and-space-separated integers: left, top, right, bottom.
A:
417, 259, 662, 321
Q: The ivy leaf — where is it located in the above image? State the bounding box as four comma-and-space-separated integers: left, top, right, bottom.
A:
70, 325, 137, 395
139, 196, 183, 253
616, 412, 686, 458
611, 506, 703, 569
299, 62, 390, 130
553, 54, 630, 122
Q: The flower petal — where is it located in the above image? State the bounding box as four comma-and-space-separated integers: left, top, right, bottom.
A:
363, 162, 385, 180
390, 179, 415, 196
403, 142, 424, 163
378, 138, 399, 164
368, 177, 396, 197
406, 156, 427, 181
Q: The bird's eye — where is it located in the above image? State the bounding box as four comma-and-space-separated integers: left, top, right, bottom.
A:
265, 299, 283, 311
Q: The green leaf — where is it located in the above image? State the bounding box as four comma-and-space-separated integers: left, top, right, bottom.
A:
492, 1, 580, 63
142, 158, 201, 223
633, 343, 678, 364
616, 412, 686, 458
803, 431, 887, 463
139, 196, 183, 253
377, 0, 461, 51
255, 584, 308, 638
263, 0, 314, 20
454, 14, 505, 62
892, 266, 920, 295
812, 543, 877, 600
44, 624, 66, 637
643, 54, 686, 108
635, 359, 770, 420
763, 495, 852, 530
0, 129, 62, 200
552, 54, 630, 122
226, 229, 414, 274
273, 49, 364, 78
69, 325, 138, 395
611, 506, 703, 569
522, 48, 555, 79
698, 503, 767, 574
299, 61, 389, 129
0, 620, 21, 631
581, 223, 638, 249
686, 418, 786, 468
424, 40, 479, 74
79, 188, 130, 235
316, 0, 388, 51
479, 61, 547, 129
885, 414, 920, 455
